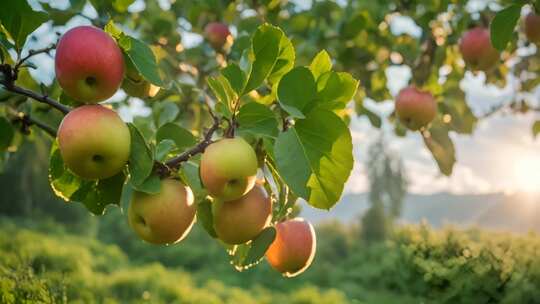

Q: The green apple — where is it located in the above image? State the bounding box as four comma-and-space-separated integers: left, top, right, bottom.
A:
266, 218, 317, 278
200, 137, 258, 201
128, 179, 196, 245
213, 185, 272, 245
57, 105, 130, 180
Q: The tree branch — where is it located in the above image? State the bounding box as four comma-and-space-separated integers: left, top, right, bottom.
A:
7, 107, 57, 137
2, 82, 70, 114
162, 116, 221, 173
14, 44, 56, 74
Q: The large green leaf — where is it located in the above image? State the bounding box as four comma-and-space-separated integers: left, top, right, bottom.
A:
423, 123, 455, 176
0, 117, 14, 151
48, 141, 125, 215
490, 4, 523, 51
0, 0, 48, 49
127, 123, 154, 186
207, 75, 236, 111
237, 102, 279, 138
120, 36, 164, 87
156, 123, 197, 152
274, 109, 353, 209
196, 198, 217, 238
277, 67, 317, 118
243, 24, 283, 94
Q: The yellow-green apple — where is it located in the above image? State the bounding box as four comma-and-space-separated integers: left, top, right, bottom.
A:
200, 137, 258, 201
525, 13, 540, 44
265, 218, 316, 278
459, 27, 499, 71
395, 86, 437, 131
213, 185, 272, 245
55, 26, 124, 103
128, 179, 196, 245
204, 22, 233, 50
122, 59, 160, 99
57, 105, 130, 180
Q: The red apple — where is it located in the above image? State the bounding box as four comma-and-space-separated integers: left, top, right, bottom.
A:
55, 26, 124, 103
265, 218, 316, 278
57, 105, 130, 180
204, 22, 232, 50
395, 86, 437, 131
459, 27, 499, 71
525, 13, 540, 44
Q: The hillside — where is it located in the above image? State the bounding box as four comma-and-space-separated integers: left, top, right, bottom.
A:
300, 192, 540, 233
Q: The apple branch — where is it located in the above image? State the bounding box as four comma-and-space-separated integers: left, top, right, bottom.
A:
0, 62, 71, 115
14, 44, 56, 74
6, 107, 56, 137
160, 116, 221, 175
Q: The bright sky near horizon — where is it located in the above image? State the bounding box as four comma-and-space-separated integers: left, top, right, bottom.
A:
24, 0, 540, 195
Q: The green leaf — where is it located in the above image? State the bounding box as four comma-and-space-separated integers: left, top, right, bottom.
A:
156, 123, 197, 152
243, 24, 283, 93
127, 123, 154, 186
155, 101, 179, 127
131, 174, 161, 194
317, 71, 358, 105
104, 20, 123, 40
309, 50, 332, 80
237, 102, 279, 138
490, 4, 523, 51
0, 0, 48, 49
0, 117, 14, 151
196, 198, 217, 238
112, 0, 135, 12
155, 139, 175, 162
120, 179, 134, 210
221, 64, 247, 96
207, 75, 236, 110
277, 67, 317, 118
230, 227, 276, 270
533, 121, 540, 138
357, 105, 381, 128
48, 141, 126, 215
274, 109, 353, 209
423, 124, 455, 176
268, 34, 295, 84
59, 91, 83, 107
121, 36, 164, 86
180, 161, 206, 201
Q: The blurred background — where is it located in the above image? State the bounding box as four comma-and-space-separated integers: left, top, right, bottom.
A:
2, 0, 540, 303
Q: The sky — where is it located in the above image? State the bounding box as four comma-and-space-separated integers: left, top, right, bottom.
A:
22, 0, 540, 196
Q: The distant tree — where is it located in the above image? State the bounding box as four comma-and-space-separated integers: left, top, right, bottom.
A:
361, 135, 407, 242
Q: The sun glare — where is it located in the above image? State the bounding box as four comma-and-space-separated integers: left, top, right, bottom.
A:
512, 156, 540, 194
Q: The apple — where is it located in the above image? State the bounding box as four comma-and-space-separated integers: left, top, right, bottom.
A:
459, 27, 499, 71
57, 105, 130, 180
128, 179, 196, 245
525, 13, 540, 44
204, 22, 232, 50
200, 137, 258, 201
55, 26, 124, 103
265, 218, 316, 278
122, 59, 160, 99
213, 185, 272, 245
395, 86, 437, 131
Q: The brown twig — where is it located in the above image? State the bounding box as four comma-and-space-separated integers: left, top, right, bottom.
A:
14, 44, 56, 74
7, 107, 56, 137
1, 80, 70, 114
163, 116, 221, 171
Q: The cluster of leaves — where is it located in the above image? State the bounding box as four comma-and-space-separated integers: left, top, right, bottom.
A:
0, 0, 359, 270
